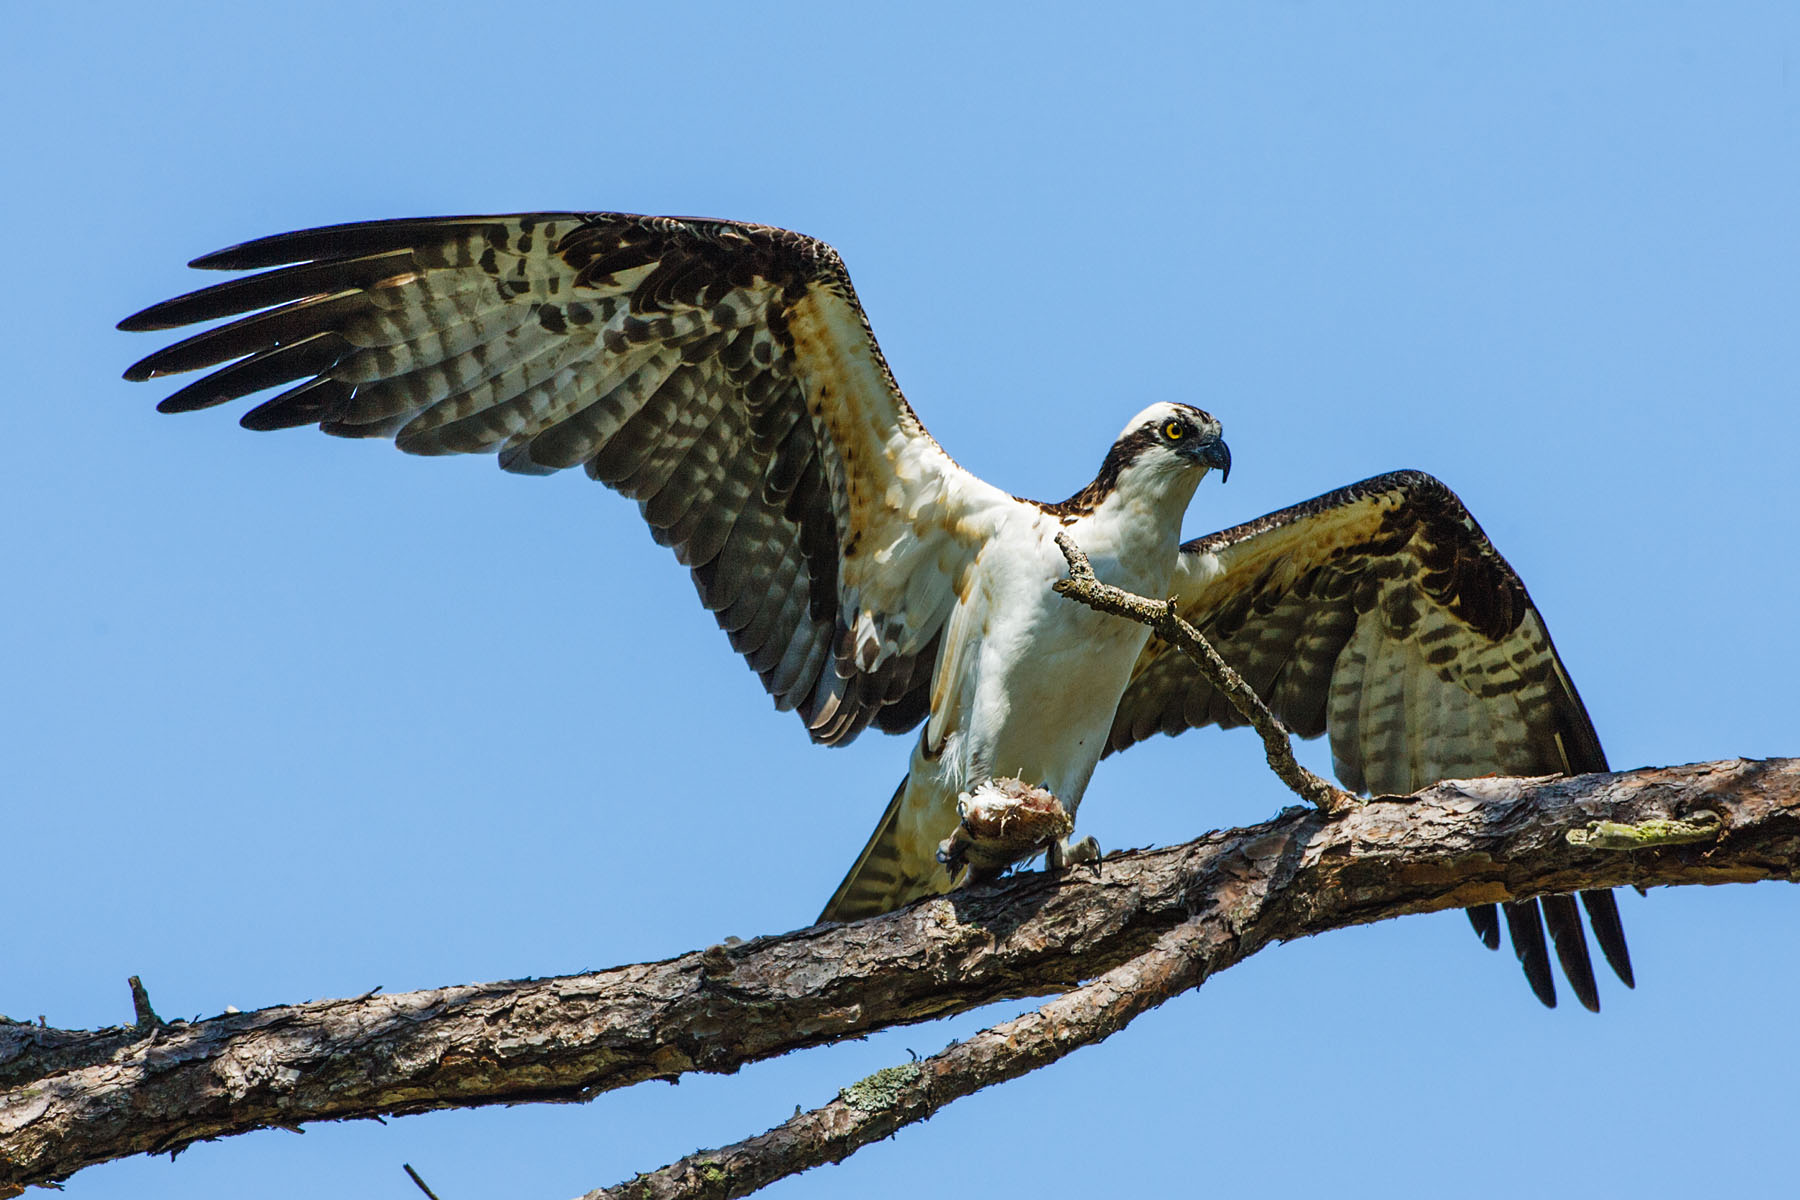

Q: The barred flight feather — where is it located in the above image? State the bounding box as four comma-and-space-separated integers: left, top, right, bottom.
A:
121, 212, 1011, 747
1106, 469, 1628, 1008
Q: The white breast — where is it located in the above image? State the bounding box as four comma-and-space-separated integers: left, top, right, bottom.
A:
926, 502, 1182, 814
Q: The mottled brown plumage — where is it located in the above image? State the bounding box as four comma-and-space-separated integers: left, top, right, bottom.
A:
121, 213, 972, 747
1108, 470, 1629, 1007
1031, 425, 1169, 521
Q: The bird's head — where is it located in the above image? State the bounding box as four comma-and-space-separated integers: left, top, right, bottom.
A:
1044, 402, 1230, 523
1107, 402, 1231, 484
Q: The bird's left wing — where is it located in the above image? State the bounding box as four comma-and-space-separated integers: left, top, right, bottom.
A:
121, 213, 1013, 746
1107, 470, 1631, 1010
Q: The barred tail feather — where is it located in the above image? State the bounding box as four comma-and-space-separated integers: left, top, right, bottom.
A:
820, 775, 952, 922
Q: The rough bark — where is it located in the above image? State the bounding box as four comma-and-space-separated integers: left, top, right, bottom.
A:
3, 757, 1796, 1195
592, 916, 1227, 1200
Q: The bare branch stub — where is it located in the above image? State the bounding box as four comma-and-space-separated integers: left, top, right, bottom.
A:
1050, 530, 1359, 814
126, 978, 161, 1032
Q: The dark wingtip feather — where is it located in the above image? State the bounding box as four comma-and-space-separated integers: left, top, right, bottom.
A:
146, 333, 347, 415
119, 305, 184, 333
121, 293, 230, 334
240, 376, 354, 431
186, 224, 366, 270
1466, 904, 1502, 950
189, 246, 252, 271
1581, 889, 1636, 988
1542, 893, 1601, 1013
120, 251, 421, 335
185, 214, 555, 271
156, 390, 225, 415
122, 352, 163, 382
1502, 900, 1558, 1008
186, 227, 354, 270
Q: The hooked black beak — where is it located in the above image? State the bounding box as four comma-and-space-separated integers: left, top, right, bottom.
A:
1195, 436, 1231, 482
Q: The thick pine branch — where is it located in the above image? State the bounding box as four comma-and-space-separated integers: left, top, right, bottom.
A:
3, 758, 1796, 1194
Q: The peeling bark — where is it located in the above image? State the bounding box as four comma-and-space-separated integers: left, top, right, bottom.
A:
3, 757, 1796, 1195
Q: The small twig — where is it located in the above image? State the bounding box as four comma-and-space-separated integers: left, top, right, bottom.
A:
126, 977, 161, 1032
1051, 530, 1359, 815
403, 1163, 443, 1200
591, 916, 1228, 1200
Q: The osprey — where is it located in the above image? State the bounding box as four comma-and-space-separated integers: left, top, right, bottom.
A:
121, 212, 1631, 1009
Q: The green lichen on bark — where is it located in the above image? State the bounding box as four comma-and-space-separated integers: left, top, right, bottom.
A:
1566, 811, 1723, 850
839, 1063, 921, 1111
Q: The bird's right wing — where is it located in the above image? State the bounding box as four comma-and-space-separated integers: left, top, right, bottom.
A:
1108, 471, 1631, 1009
121, 213, 1018, 746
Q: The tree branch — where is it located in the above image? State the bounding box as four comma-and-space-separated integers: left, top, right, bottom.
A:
593, 916, 1223, 1200
4, 758, 1796, 1193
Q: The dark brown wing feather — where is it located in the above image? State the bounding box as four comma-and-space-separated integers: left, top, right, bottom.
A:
1109, 470, 1632, 1009
121, 213, 982, 746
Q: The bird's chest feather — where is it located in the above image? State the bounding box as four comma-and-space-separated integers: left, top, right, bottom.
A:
945, 512, 1179, 795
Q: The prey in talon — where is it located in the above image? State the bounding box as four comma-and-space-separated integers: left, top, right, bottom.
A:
936, 777, 1081, 883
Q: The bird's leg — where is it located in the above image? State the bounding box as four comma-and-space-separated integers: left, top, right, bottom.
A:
936, 777, 1074, 882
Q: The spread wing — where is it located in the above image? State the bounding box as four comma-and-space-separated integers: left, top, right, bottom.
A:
121, 213, 1013, 746
1108, 470, 1632, 1009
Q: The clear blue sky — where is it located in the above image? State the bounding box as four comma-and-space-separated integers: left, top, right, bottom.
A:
6, 3, 1795, 1197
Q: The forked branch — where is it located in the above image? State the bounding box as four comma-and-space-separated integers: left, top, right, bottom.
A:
4, 759, 1796, 1197
592, 917, 1220, 1200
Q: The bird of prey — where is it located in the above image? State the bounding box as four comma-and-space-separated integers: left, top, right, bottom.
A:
120, 211, 1633, 1010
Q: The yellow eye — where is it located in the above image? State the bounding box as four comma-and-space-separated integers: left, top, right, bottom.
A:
1163, 421, 1185, 440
